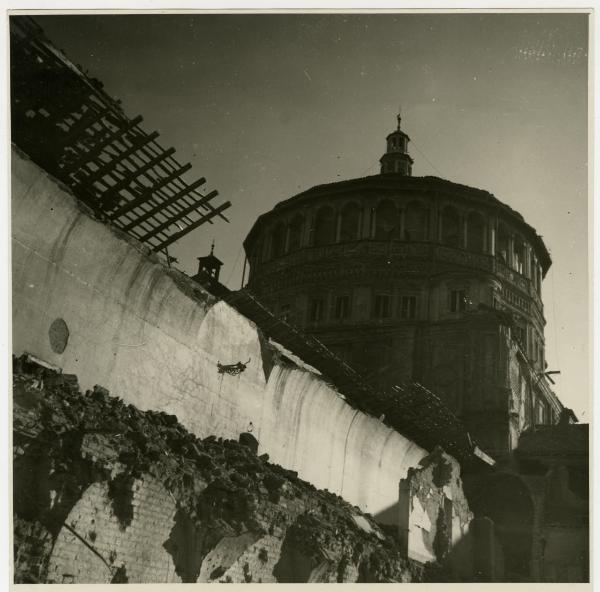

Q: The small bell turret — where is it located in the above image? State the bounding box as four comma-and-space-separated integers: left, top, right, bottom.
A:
379, 112, 414, 176
196, 240, 223, 281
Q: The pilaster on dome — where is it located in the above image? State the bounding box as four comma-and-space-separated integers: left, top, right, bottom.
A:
379, 113, 414, 176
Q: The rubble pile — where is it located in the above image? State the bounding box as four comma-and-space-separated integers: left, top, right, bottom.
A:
12, 356, 423, 583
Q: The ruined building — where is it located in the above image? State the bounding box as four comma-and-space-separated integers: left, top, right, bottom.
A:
243, 115, 565, 460
242, 116, 589, 581
10, 16, 588, 584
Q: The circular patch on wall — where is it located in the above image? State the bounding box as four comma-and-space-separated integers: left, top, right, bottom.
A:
49, 318, 69, 354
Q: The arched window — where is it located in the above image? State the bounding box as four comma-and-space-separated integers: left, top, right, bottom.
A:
340, 202, 361, 242
514, 237, 525, 274
530, 251, 537, 284
466, 211, 485, 253
441, 206, 460, 247
374, 200, 400, 240
270, 223, 285, 258
497, 223, 510, 264
404, 201, 429, 241
287, 214, 303, 252
313, 206, 335, 246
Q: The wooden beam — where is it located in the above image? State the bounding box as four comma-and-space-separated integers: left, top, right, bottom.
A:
151, 202, 231, 251
135, 142, 229, 224
74, 131, 160, 188
121, 180, 209, 233
63, 115, 144, 173
59, 105, 111, 149
100, 143, 207, 229
99, 147, 176, 210
136, 189, 219, 240
108, 162, 192, 220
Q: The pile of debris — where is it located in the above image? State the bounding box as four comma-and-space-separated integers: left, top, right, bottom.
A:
12, 355, 425, 583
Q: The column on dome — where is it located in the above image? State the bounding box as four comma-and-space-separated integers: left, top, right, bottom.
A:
361, 203, 372, 238
335, 211, 342, 243
488, 217, 496, 256
524, 244, 532, 278
507, 234, 515, 269
399, 205, 406, 239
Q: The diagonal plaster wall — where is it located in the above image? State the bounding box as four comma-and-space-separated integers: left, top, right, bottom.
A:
11, 145, 427, 523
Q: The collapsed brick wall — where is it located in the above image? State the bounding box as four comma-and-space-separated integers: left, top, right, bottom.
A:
13, 362, 427, 584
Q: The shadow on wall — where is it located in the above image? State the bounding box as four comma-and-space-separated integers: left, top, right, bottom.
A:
423, 529, 475, 582
463, 471, 534, 581
396, 447, 477, 582
162, 508, 206, 583
374, 501, 399, 526
273, 538, 321, 583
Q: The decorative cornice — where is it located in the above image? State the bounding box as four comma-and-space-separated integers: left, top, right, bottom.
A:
244, 175, 551, 272
249, 241, 543, 315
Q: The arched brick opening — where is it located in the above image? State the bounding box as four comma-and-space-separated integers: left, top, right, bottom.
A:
374, 200, 399, 240
441, 206, 460, 248
340, 202, 361, 242
467, 472, 534, 581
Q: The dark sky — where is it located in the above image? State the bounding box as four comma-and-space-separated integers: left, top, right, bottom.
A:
32, 12, 589, 417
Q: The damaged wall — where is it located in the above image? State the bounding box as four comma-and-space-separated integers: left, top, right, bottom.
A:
11, 146, 427, 523
515, 425, 589, 582
13, 369, 426, 584
398, 448, 474, 580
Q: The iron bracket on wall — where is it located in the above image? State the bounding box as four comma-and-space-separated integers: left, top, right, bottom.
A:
217, 359, 251, 376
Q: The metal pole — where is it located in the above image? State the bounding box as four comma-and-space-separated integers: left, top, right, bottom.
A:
241, 255, 248, 288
